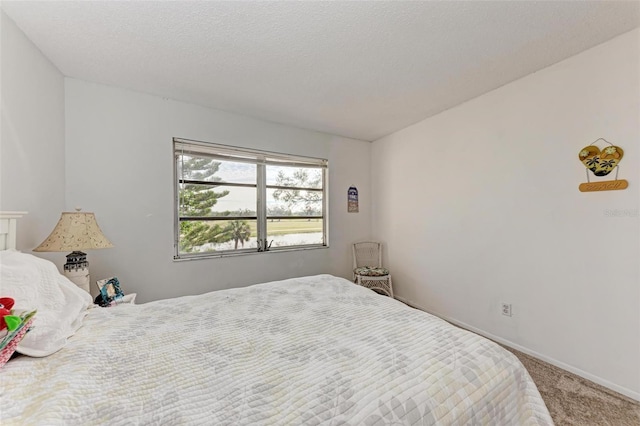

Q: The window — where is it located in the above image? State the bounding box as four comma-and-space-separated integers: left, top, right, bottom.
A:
174, 138, 328, 259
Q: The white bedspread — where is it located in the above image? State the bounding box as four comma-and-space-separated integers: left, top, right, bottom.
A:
1, 275, 552, 425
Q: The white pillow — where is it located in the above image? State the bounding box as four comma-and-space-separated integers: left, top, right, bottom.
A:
0, 250, 92, 357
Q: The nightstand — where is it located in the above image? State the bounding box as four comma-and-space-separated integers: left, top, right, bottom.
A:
114, 293, 137, 305
95, 293, 137, 307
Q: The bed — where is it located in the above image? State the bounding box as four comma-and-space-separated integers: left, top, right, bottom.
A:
0, 214, 552, 425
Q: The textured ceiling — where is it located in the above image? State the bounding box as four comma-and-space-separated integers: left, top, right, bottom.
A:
2, 1, 639, 141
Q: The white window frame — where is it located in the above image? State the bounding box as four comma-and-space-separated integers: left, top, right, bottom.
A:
173, 138, 329, 260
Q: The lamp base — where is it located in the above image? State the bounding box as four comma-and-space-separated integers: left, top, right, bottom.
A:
64, 268, 90, 293
64, 251, 90, 293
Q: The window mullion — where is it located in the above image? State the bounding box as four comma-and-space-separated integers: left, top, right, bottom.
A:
256, 163, 267, 250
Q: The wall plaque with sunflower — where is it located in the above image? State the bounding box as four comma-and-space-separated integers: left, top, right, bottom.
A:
578, 139, 628, 192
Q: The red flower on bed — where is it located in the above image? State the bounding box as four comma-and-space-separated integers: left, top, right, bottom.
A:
0, 297, 15, 330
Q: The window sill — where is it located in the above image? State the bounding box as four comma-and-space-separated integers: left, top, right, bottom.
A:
173, 244, 329, 262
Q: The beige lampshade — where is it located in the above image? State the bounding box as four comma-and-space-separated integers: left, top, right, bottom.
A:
34, 211, 114, 252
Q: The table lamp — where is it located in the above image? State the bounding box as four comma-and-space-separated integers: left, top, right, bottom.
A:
33, 209, 113, 292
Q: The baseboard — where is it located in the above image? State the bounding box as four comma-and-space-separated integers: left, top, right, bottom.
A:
394, 295, 640, 402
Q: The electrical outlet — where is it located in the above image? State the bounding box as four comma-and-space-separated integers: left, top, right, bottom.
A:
501, 303, 512, 317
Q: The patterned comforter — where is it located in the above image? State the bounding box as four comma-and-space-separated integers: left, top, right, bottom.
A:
1, 275, 552, 425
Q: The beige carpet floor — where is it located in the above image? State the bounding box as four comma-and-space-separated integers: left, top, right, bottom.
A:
504, 346, 640, 425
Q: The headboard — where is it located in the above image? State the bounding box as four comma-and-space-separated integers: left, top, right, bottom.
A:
0, 211, 27, 250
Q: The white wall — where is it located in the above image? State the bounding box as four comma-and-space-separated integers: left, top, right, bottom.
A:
372, 29, 640, 399
65, 79, 371, 302
0, 11, 66, 265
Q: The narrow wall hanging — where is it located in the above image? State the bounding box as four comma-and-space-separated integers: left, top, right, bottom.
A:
578, 138, 628, 192
348, 186, 359, 212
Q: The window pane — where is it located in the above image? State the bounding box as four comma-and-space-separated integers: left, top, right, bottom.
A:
179, 185, 256, 217
179, 219, 257, 254
210, 186, 256, 216
266, 188, 322, 217
215, 160, 256, 184
266, 165, 322, 189
266, 218, 323, 248
177, 155, 256, 183
177, 155, 223, 182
